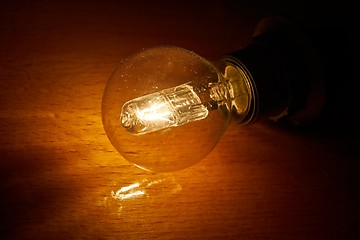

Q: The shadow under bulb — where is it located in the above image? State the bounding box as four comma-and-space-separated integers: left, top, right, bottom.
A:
101, 16, 325, 172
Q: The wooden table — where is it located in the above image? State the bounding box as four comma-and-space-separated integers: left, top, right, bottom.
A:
0, 1, 356, 239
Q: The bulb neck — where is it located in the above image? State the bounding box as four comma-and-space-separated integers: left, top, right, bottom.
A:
224, 16, 325, 125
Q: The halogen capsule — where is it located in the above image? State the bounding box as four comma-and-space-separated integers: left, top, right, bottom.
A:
120, 83, 209, 135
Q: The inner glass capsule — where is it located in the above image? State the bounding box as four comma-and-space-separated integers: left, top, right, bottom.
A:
120, 83, 209, 135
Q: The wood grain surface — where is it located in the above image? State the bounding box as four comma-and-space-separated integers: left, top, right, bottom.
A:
0, 1, 356, 239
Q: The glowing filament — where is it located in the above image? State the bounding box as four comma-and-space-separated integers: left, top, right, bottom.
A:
120, 83, 209, 135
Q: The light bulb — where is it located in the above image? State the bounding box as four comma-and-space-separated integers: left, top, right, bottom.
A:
102, 17, 325, 172
101, 46, 254, 172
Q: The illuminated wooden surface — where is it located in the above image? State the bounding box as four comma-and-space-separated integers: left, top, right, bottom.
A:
0, 1, 356, 239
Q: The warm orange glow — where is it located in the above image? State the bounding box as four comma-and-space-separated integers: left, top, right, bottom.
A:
1, 1, 354, 239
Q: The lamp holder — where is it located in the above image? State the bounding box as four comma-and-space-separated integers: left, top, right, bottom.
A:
229, 16, 325, 126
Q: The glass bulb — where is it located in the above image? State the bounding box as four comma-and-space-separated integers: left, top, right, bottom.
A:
102, 46, 256, 172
